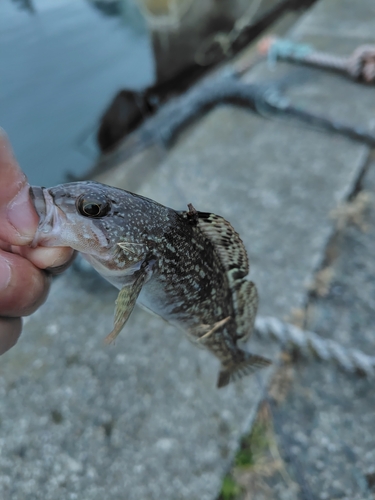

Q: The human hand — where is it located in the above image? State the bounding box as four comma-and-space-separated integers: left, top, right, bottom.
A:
0, 132, 75, 354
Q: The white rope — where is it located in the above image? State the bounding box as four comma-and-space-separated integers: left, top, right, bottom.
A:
255, 316, 375, 377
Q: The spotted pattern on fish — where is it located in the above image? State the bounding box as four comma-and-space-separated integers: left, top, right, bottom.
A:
31, 181, 271, 387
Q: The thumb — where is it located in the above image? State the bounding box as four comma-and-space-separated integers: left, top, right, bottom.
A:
0, 131, 39, 245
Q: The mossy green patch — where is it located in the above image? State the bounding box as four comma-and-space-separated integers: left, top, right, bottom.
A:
219, 474, 242, 500
235, 417, 270, 469
217, 403, 275, 499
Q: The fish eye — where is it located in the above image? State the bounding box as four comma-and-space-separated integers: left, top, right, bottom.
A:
77, 194, 111, 218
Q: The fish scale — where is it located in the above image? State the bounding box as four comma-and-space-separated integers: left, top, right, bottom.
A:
31, 181, 271, 387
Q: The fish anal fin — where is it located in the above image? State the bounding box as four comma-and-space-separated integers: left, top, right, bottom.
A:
197, 316, 231, 343
217, 352, 271, 388
104, 272, 145, 344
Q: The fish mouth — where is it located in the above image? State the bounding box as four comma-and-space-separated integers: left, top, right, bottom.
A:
30, 186, 62, 247
30, 186, 46, 220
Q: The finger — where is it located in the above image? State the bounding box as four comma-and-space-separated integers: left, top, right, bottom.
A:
0, 317, 22, 355
15, 245, 75, 272
46, 250, 77, 275
0, 249, 51, 317
0, 131, 39, 245
0, 240, 12, 252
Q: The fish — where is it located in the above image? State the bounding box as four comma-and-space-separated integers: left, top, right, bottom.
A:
30, 181, 271, 387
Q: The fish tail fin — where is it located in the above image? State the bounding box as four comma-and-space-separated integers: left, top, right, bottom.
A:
217, 351, 271, 388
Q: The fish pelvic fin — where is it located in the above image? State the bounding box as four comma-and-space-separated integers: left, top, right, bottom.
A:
104, 271, 145, 345
217, 351, 271, 388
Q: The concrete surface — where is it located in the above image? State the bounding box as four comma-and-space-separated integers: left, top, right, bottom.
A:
1, 0, 374, 499
246, 153, 375, 500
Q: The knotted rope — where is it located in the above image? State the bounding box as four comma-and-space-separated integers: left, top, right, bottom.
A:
258, 36, 375, 83
255, 316, 375, 377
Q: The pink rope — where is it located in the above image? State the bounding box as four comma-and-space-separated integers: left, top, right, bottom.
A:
258, 36, 375, 83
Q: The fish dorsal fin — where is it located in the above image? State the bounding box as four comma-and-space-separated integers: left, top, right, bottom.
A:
196, 212, 258, 342
196, 212, 249, 281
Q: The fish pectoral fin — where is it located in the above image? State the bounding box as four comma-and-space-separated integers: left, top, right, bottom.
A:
197, 316, 231, 343
104, 272, 146, 345
117, 241, 146, 257
217, 351, 271, 388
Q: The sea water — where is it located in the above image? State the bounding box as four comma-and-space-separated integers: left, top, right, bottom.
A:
0, 0, 154, 186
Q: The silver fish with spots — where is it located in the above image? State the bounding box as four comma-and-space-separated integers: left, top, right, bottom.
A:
31, 182, 270, 387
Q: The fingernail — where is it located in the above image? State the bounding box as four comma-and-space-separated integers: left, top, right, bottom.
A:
0, 258, 11, 292
7, 184, 37, 242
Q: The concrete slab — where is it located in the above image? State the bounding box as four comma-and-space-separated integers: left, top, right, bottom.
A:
0, 271, 270, 500
292, 0, 375, 40
1, 1, 374, 499
250, 154, 375, 500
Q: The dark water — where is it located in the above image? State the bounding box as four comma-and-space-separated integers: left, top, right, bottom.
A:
0, 0, 154, 186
